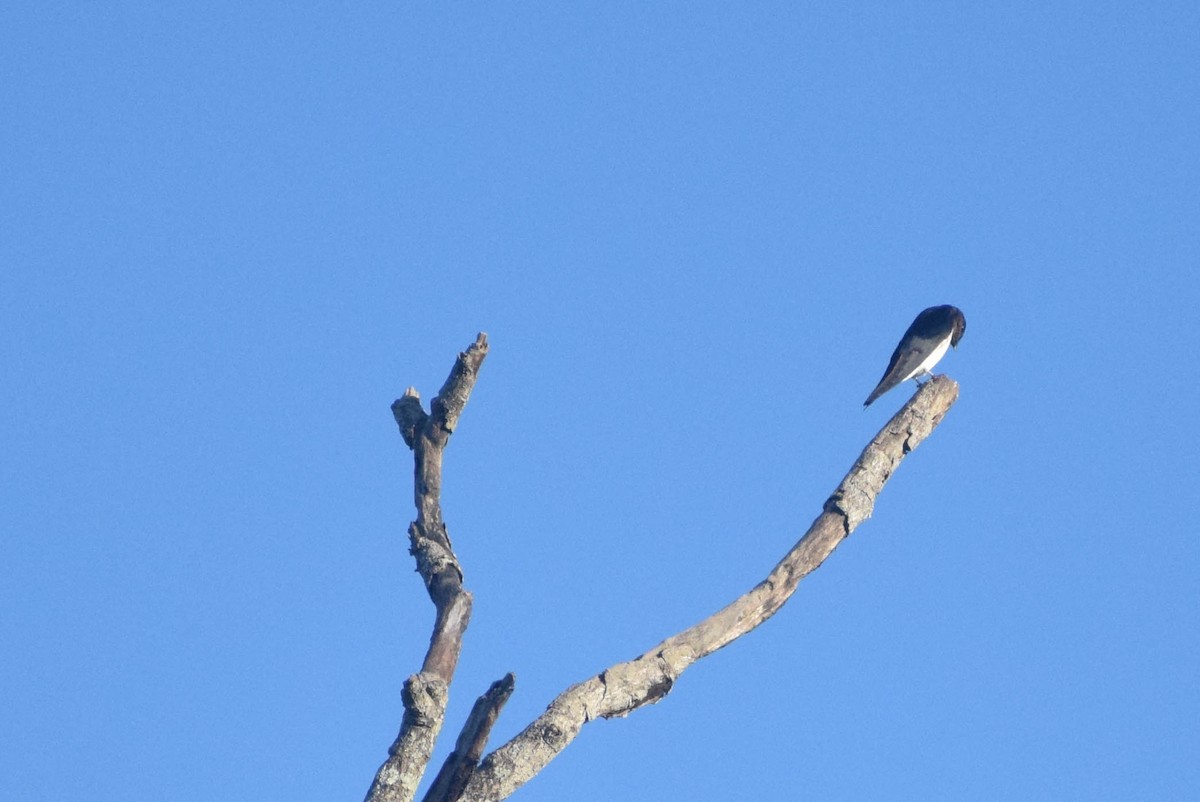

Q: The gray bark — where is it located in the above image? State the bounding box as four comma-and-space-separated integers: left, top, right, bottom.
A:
364, 334, 490, 802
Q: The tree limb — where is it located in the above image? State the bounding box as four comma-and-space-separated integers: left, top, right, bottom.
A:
364, 333, 490, 802
423, 674, 517, 802
456, 375, 960, 802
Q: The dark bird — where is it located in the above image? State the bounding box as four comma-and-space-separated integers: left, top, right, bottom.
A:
864, 305, 966, 407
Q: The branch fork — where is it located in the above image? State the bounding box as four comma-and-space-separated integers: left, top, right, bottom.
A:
366, 336, 960, 802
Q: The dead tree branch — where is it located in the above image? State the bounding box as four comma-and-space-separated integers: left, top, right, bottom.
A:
454, 375, 960, 802
364, 333, 490, 802
423, 674, 517, 802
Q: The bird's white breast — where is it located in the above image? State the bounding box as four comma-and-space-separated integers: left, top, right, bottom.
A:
901, 333, 952, 382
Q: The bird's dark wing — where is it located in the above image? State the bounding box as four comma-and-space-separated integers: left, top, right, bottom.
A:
863, 342, 927, 407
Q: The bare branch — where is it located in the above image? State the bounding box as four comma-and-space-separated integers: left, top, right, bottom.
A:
431, 332, 490, 436
456, 376, 960, 802
423, 674, 517, 802
364, 334, 490, 802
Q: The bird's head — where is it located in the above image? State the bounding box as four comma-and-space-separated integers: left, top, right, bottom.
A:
949, 307, 966, 348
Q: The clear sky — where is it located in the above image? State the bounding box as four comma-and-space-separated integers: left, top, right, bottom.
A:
3, 3, 1198, 801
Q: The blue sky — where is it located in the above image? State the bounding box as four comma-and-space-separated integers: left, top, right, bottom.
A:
2, 3, 1198, 800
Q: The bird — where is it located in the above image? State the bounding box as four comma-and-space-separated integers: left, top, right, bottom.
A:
863, 305, 966, 407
